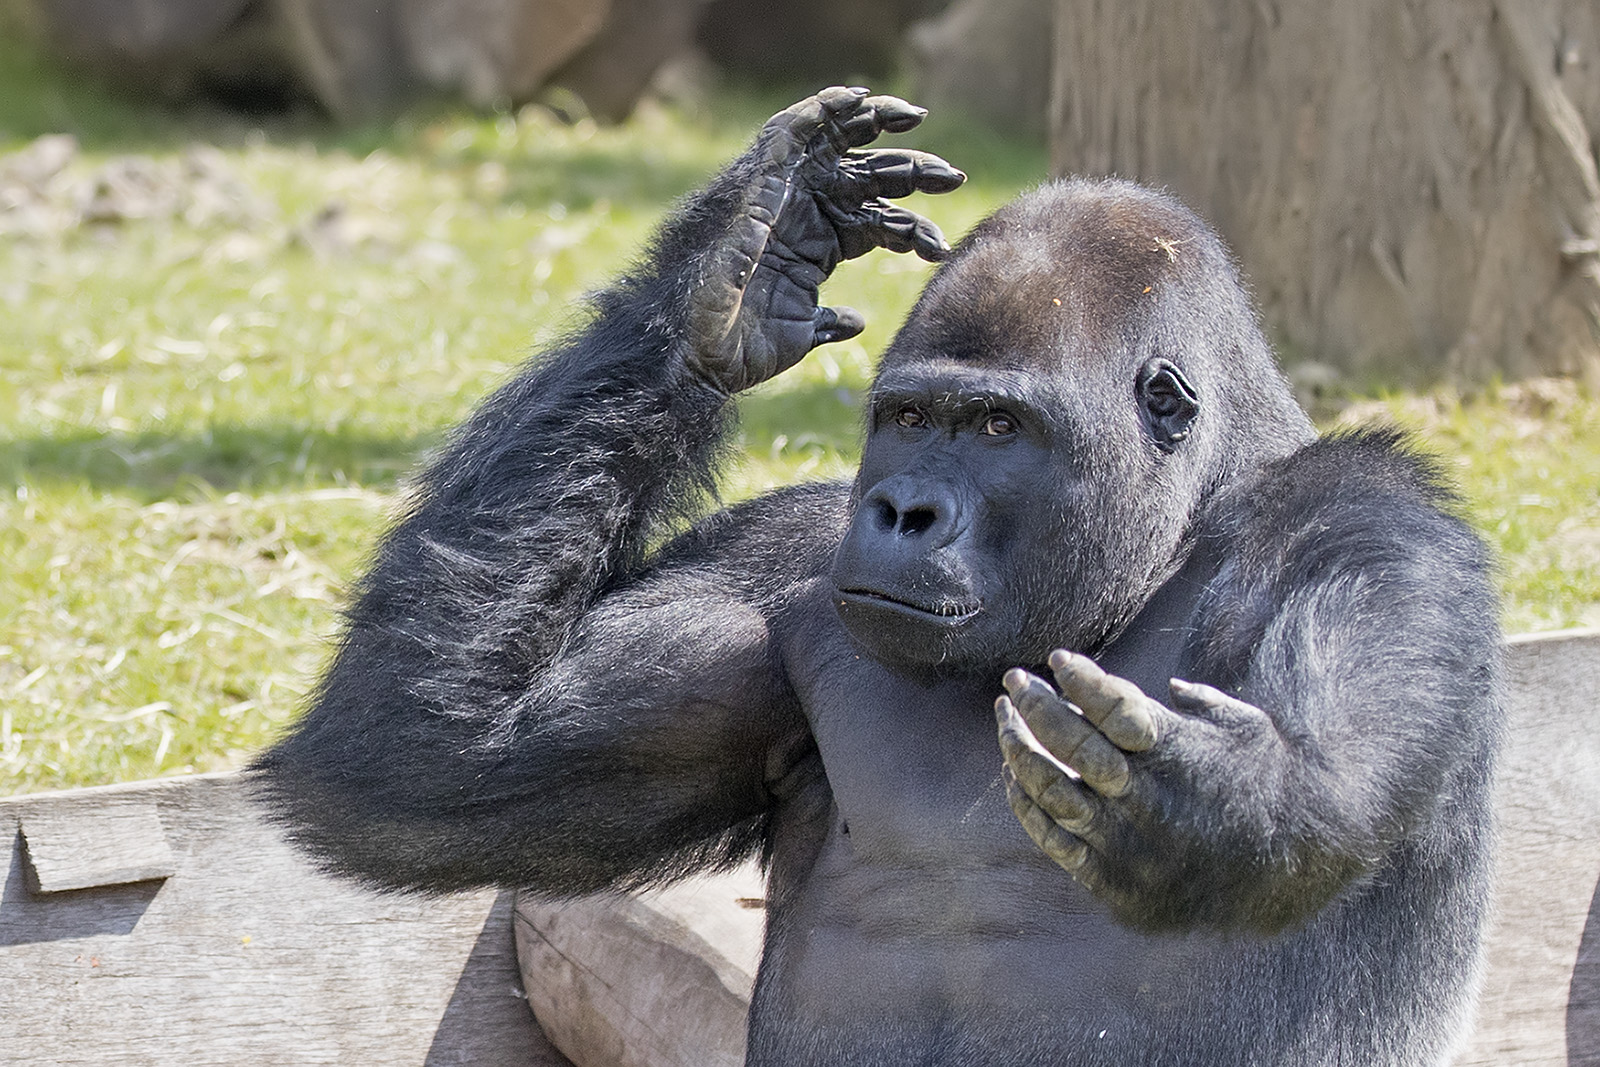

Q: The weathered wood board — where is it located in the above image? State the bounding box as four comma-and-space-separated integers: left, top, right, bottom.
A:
20, 801, 175, 893
1457, 629, 1600, 1066
516, 866, 765, 1067
0, 773, 571, 1066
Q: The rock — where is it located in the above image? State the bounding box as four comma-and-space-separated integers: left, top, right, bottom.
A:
549, 0, 708, 123
30, 0, 252, 62
399, 0, 610, 109
696, 0, 947, 81
0, 137, 268, 236
31, 0, 292, 109
1, 133, 77, 189
275, 0, 412, 119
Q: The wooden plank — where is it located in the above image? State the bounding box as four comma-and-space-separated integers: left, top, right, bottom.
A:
0, 773, 571, 1067
20, 801, 175, 893
1455, 629, 1600, 1066
516, 867, 765, 1067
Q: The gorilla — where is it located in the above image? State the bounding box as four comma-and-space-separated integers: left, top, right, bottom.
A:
255, 89, 1503, 1066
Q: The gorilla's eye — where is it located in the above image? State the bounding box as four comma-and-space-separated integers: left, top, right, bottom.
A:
895, 406, 929, 429
980, 413, 1017, 436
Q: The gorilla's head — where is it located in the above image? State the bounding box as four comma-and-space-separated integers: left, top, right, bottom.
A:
830, 179, 1314, 674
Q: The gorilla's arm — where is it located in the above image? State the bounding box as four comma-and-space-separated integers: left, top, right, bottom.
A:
997, 432, 1502, 935
253, 89, 961, 894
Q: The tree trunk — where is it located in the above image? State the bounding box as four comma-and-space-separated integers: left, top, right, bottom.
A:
1050, 0, 1600, 383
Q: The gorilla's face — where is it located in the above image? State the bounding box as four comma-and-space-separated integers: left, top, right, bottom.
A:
829, 178, 1314, 676
830, 351, 1201, 675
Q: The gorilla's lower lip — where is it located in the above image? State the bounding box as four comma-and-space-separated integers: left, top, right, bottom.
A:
835, 588, 980, 624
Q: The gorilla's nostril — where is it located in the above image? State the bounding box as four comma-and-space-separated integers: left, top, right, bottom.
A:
899, 507, 937, 537
874, 499, 899, 532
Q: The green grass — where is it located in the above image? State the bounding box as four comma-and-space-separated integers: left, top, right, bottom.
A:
2, 44, 1596, 793
1332, 383, 1600, 636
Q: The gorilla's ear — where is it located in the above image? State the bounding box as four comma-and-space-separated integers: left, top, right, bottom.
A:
1137, 358, 1200, 451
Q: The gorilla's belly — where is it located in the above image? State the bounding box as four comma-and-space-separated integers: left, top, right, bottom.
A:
768, 821, 1214, 1023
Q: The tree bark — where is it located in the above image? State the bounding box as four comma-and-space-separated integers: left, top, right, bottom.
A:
1050, 0, 1600, 383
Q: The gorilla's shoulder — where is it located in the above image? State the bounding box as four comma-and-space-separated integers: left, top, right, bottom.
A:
1184, 428, 1499, 697
1201, 426, 1493, 589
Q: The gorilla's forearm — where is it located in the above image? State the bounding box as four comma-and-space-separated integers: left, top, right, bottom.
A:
361, 319, 728, 698
1141, 433, 1501, 933
250, 258, 741, 892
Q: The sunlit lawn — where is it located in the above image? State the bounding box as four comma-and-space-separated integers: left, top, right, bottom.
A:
2, 42, 1596, 793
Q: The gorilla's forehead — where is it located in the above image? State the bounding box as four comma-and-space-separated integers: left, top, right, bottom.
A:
886, 260, 1149, 381
973, 177, 1223, 277
890, 178, 1237, 375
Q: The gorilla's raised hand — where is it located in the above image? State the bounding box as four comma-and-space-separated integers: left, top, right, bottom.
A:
995, 651, 1349, 935
685, 87, 965, 395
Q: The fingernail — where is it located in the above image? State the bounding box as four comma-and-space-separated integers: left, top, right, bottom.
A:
1002, 668, 1027, 692
849, 86, 870, 96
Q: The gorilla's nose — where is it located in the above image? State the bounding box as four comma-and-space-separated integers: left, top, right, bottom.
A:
863, 477, 962, 547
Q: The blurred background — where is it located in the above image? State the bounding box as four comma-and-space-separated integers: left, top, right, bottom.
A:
2, 0, 1597, 794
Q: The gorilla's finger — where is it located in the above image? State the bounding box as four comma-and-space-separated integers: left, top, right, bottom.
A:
1005, 769, 1090, 872
1049, 650, 1162, 752
864, 95, 927, 134
997, 695, 1071, 797
812, 305, 865, 348
855, 202, 924, 254
1168, 678, 1227, 715
832, 95, 927, 147
910, 214, 954, 261
1168, 678, 1271, 732
997, 705, 1099, 835
766, 86, 870, 163
831, 201, 951, 262
1002, 670, 1132, 798
807, 85, 873, 122
841, 149, 967, 199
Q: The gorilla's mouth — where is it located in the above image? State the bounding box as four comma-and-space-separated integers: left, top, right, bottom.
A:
834, 587, 981, 624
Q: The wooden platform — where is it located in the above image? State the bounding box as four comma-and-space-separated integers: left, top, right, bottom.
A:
0, 772, 570, 1066
1459, 629, 1600, 1066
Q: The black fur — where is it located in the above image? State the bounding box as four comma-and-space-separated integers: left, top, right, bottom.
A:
255, 96, 1501, 1067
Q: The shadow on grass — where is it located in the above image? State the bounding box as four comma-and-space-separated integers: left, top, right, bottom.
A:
4, 379, 869, 503
0, 423, 443, 500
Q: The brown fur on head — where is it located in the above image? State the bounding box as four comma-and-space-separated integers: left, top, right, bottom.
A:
885, 179, 1237, 372
877, 177, 1312, 482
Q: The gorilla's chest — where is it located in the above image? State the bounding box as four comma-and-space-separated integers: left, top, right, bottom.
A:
812, 668, 1014, 854
781, 617, 1081, 925
786, 620, 1012, 848
768, 614, 1213, 1028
